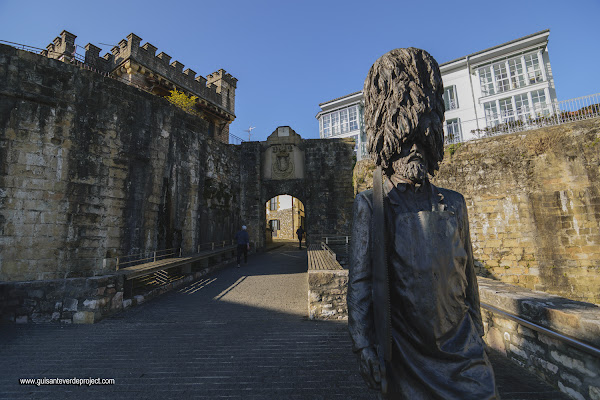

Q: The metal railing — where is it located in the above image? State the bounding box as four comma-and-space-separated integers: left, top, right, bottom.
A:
0, 39, 86, 63
444, 93, 600, 144
116, 247, 182, 270
229, 133, 245, 145
323, 236, 350, 245
197, 240, 236, 253
480, 302, 600, 358
320, 242, 338, 262
321, 236, 350, 267
114, 240, 240, 270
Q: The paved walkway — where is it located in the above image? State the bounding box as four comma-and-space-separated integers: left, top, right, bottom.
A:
0, 242, 569, 399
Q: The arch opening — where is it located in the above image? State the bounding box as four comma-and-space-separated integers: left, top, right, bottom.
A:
265, 194, 305, 244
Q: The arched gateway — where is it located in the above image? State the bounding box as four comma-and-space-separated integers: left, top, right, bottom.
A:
239, 126, 355, 249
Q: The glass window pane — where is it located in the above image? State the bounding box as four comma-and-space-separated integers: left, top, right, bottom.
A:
479, 67, 495, 96
494, 63, 510, 93
509, 58, 525, 89
349, 106, 358, 131
331, 111, 339, 136
484, 101, 499, 127
340, 109, 349, 133
499, 98, 514, 122
445, 118, 462, 144
444, 86, 458, 110
524, 54, 543, 84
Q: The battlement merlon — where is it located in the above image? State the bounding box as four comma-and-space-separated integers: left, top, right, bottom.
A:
43, 30, 77, 61
206, 69, 238, 89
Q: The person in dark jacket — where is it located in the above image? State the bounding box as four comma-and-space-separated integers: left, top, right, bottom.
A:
234, 225, 250, 268
296, 226, 305, 249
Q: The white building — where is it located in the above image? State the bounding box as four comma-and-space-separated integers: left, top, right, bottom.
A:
316, 29, 557, 153
315, 91, 366, 159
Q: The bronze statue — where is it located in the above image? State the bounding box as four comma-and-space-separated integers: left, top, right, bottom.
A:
348, 48, 498, 399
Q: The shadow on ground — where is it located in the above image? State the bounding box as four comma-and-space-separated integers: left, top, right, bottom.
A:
0, 243, 569, 399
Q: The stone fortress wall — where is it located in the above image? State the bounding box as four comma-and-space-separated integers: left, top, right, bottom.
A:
0, 43, 241, 282
354, 118, 600, 305
0, 44, 355, 284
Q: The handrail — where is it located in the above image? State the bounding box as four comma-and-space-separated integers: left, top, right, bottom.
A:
320, 242, 338, 262
322, 235, 350, 245
0, 39, 86, 63
480, 302, 600, 358
116, 247, 182, 270
114, 241, 238, 270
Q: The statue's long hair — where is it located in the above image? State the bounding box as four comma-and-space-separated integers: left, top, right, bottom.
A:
364, 48, 445, 175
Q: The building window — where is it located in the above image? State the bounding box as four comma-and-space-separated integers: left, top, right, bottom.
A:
322, 114, 331, 137
445, 118, 462, 144
531, 89, 549, 116
269, 197, 278, 211
524, 54, 543, 85
484, 101, 500, 127
508, 58, 526, 89
499, 97, 514, 122
349, 106, 359, 131
479, 66, 495, 96
514, 93, 529, 120
320, 105, 361, 138
331, 112, 339, 136
340, 108, 349, 134
493, 63, 510, 93
269, 219, 280, 237
443, 86, 458, 110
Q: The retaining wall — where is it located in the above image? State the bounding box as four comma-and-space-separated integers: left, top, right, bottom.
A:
353, 119, 600, 304
479, 277, 600, 400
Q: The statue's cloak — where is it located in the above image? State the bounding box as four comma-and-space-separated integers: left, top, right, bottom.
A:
348, 179, 497, 400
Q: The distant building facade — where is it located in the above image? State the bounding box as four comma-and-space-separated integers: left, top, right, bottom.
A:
315, 92, 366, 160
316, 29, 556, 149
41, 30, 237, 144
266, 195, 305, 240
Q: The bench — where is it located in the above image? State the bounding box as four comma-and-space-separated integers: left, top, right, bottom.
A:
307, 243, 347, 320
307, 243, 343, 270
117, 243, 238, 296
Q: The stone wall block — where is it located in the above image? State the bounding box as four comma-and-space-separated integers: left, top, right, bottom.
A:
63, 298, 78, 312
111, 291, 123, 310
72, 311, 94, 324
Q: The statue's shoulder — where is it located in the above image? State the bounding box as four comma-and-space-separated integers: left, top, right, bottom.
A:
434, 185, 467, 209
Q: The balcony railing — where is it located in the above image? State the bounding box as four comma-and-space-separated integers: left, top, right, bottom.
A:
444, 93, 600, 144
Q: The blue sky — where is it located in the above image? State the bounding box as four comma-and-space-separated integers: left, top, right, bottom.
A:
1, 0, 599, 142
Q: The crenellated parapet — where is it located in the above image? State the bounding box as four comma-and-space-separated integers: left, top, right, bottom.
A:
41, 30, 77, 62
87, 33, 235, 121
40, 30, 237, 142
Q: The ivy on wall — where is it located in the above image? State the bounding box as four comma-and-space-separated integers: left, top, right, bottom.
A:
166, 89, 202, 117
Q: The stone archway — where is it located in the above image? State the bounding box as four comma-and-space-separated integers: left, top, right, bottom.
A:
264, 194, 305, 242
239, 126, 355, 249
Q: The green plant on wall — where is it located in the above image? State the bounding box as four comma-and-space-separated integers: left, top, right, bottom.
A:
446, 143, 461, 157
167, 89, 202, 117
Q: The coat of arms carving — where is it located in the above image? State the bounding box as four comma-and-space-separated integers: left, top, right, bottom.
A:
271, 144, 295, 179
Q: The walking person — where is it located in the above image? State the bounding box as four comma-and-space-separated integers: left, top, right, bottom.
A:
296, 226, 305, 250
235, 225, 250, 268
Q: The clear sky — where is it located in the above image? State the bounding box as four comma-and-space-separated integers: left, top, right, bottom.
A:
1, 0, 598, 142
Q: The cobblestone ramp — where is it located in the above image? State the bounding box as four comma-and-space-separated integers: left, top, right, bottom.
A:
0, 243, 569, 399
